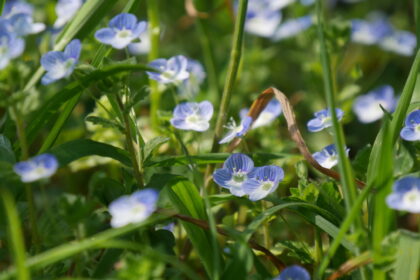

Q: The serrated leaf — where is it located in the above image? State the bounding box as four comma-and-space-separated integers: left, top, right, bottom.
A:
275, 240, 314, 264
393, 143, 414, 176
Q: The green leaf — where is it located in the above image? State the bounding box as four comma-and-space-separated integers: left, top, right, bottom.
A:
275, 240, 314, 264
47, 139, 131, 167
143, 136, 170, 163
393, 143, 414, 176
352, 144, 372, 181
222, 241, 253, 280
394, 231, 420, 280
163, 177, 221, 278
85, 116, 124, 132
0, 135, 15, 163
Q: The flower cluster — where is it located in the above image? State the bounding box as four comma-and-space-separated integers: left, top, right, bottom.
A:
14, 154, 59, 183
213, 153, 284, 201
400, 109, 420, 142
352, 85, 397, 123
243, 0, 313, 40
109, 188, 159, 228
0, 0, 45, 69
386, 177, 420, 213
351, 13, 416, 56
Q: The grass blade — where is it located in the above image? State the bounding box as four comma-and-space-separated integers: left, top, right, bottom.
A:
394, 231, 420, 280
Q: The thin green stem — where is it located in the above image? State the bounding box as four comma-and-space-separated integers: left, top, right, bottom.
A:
415, 0, 420, 52
0, 188, 30, 280
210, 0, 248, 151
147, 0, 161, 130
261, 200, 271, 249
314, 228, 323, 265
316, 0, 357, 213
116, 95, 144, 188
10, 104, 41, 252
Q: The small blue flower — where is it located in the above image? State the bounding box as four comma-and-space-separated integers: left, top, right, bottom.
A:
273, 265, 311, 280
170, 101, 214, 132
14, 154, 59, 183
243, 165, 284, 201
109, 188, 159, 228
219, 116, 253, 144
7, 13, 45, 36
181, 58, 206, 96
313, 144, 349, 169
54, 0, 84, 29
386, 177, 420, 213
379, 31, 417, 57
351, 15, 392, 45
40, 39, 81, 85
272, 15, 313, 41
352, 85, 396, 123
400, 109, 420, 142
127, 29, 150, 55
307, 108, 344, 132
147, 55, 190, 84
213, 153, 255, 197
2, 1, 33, 19
240, 99, 282, 129
95, 13, 147, 49
245, 9, 281, 38
0, 30, 25, 69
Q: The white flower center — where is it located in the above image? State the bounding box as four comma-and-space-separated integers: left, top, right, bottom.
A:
130, 203, 146, 215
186, 113, 203, 125
117, 29, 132, 39
261, 181, 273, 191
232, 172, 247, 183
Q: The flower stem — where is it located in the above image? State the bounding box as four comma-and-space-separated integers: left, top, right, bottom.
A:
10, 104, 41, 252
116, 95, 144, 188
0, 188, 30, 280
210, 0, 248, 151
147, 0, 161, 130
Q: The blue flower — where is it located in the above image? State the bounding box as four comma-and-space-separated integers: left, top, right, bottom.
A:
109, 188, 159, 228
379, 31, 417, 57
213, 153, 255, 197
178, 58, 206, 98
219, 116, 253, 144
307, 108, 344, 132
95, 13, 147, 49
272, 15, 313, 41
313, 144, 349, 169
54, 0, 84, 29
243, 165, 284, 201
2, 1, 33, 19
147, 55, 190, 84
170, 101, 214, 132
240, 99, 282, 129
245, 6, 281, 38
274, 265, 311, 280
13, 154, 59, 183
0, 30, 25, 69
7, 13, 45, 36
400, 109, 420, 142
386, 177, 420, 213
352, 85, 396, 123
40, 39, 81, 85
351, 15, 392, 45
127, 29, 150, 55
